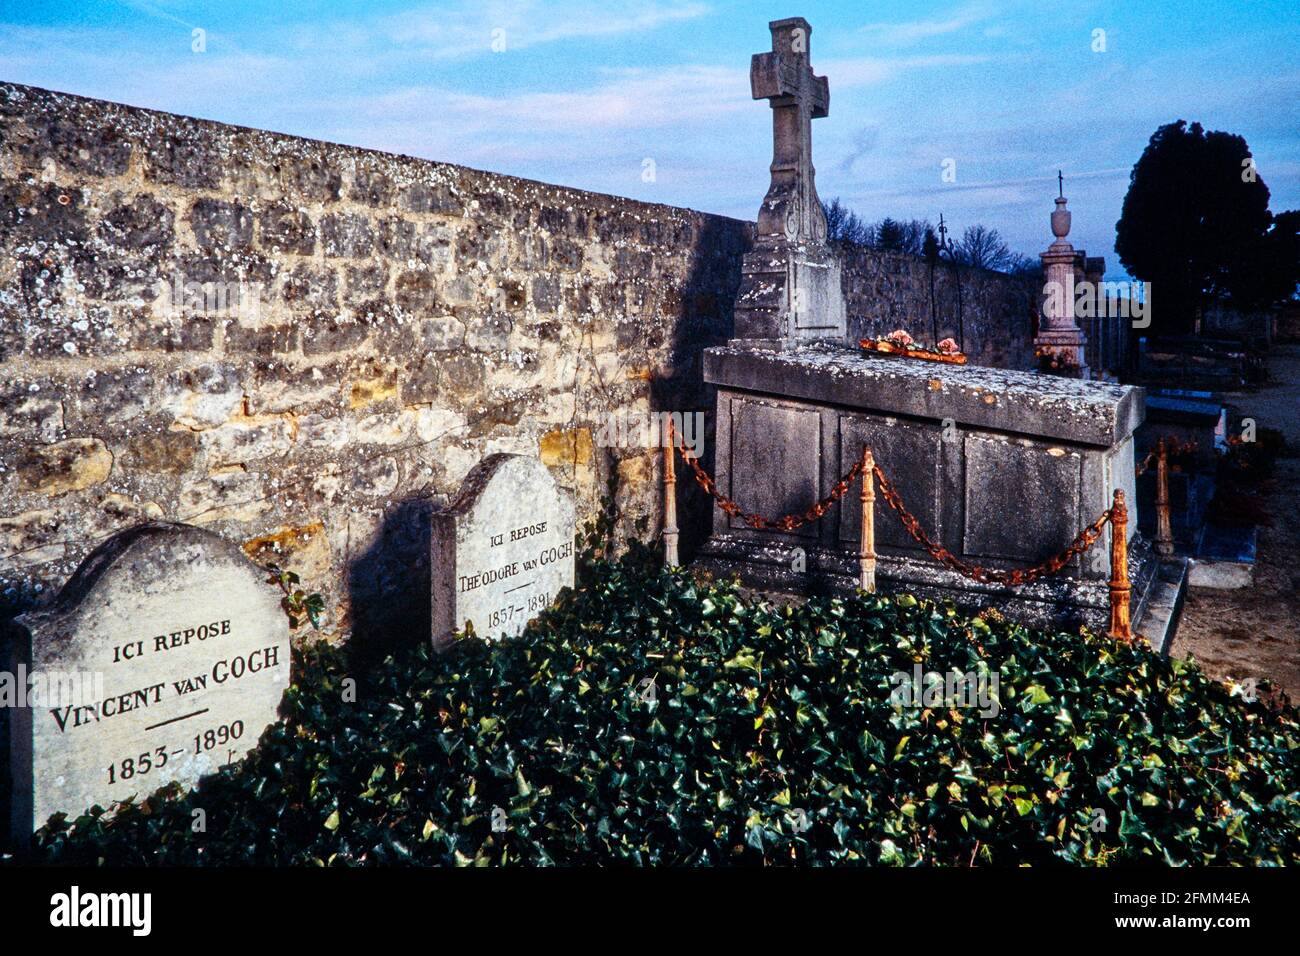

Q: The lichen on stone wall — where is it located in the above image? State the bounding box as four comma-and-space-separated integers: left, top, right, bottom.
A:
0, 81, 1039, 641
0, 82, 752, 637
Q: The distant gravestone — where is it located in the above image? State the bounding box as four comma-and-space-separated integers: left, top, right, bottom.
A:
2, 522, 289, 845
431, 454, 575, 646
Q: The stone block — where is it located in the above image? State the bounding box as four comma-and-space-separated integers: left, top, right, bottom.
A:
121, 429, 201, 476
199, 418, 294, 467
376, 218, 453, 267
9, 438, 113, 496
177, 470, 270, 525
0, 510, 65, 570
161, 364, 245, 428
837, 415, 943, 553
282, 263, 339, 311
188, 198, 254, 251
400, 181, 461, 216
258, 201, 316, 255
301, 317, 369, 355
394, 269, 441, 312
349, 365, 399, 409
128, 312, 215, 352
321, 213, 374, 258
0, 389, 64, 442
97, 193, 175, 253
241, 521, 331, 590
223, 320, 297, 355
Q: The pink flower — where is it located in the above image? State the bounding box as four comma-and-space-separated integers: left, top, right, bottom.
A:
886, 328, 913, 347
937, 337, 959, 354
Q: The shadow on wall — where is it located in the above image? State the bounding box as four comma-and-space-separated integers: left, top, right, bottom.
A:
650, 216, 751, 562
346, 496, 434, 661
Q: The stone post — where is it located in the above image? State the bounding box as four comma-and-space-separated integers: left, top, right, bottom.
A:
663, 420, 679, 567
1108, 489, 1132, 641
1154, 438, 1175, 558
859, 448, 877, 593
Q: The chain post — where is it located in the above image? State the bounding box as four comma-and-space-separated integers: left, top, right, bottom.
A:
663, 415, 679, 568
859, 447, 877, 593
1154, 438, 1174, 559
1108, 488, 1132, 641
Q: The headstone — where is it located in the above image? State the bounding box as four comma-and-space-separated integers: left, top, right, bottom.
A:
734, 17, 846, 341
1141, 394, 1227, 468
431, 454, 575, 646
2, 523, 289, 846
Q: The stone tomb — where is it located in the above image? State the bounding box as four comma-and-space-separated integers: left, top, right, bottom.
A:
697, 341, 1157, 631
2, 523, 289, 845
431, 454, 575, 646
692, 16, 1166, 636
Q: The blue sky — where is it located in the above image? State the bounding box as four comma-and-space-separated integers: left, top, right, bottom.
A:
3, 0, 1298, 277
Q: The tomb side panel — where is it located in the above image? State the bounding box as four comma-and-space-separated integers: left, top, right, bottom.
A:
962, 433, 1084, 566
726, 397, 821, 540
836, 413, 944, 555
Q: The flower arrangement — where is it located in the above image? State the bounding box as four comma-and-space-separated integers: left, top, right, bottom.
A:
1034, 346, 1080, 375
861, 328, 968, 365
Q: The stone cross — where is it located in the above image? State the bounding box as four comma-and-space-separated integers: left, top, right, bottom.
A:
750, 16, 830, 242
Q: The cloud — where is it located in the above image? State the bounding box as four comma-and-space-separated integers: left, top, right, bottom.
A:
855, 4, 992, 46
824, 53, 999, 89
327, 63, 748, 139
305, 0, 711, 62
837, 124, 882, 175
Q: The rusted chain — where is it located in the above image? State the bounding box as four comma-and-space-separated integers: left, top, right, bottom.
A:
670, 423, 1117, 588
671, 422, 866, 532
871, 463, 1112, 586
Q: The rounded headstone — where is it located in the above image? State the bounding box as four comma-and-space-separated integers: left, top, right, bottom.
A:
3, 522, 290, 844
431, 454, 575, 646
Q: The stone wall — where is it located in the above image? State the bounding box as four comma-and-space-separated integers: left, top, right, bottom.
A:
0, 82, 752, 643
0, 82, 1040, 641
841, 246, 1039, 371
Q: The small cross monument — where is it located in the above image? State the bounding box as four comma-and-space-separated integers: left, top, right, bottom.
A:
733, 17, 847, 341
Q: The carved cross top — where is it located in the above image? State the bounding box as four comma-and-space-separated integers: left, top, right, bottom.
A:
750, 17, 830, 242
